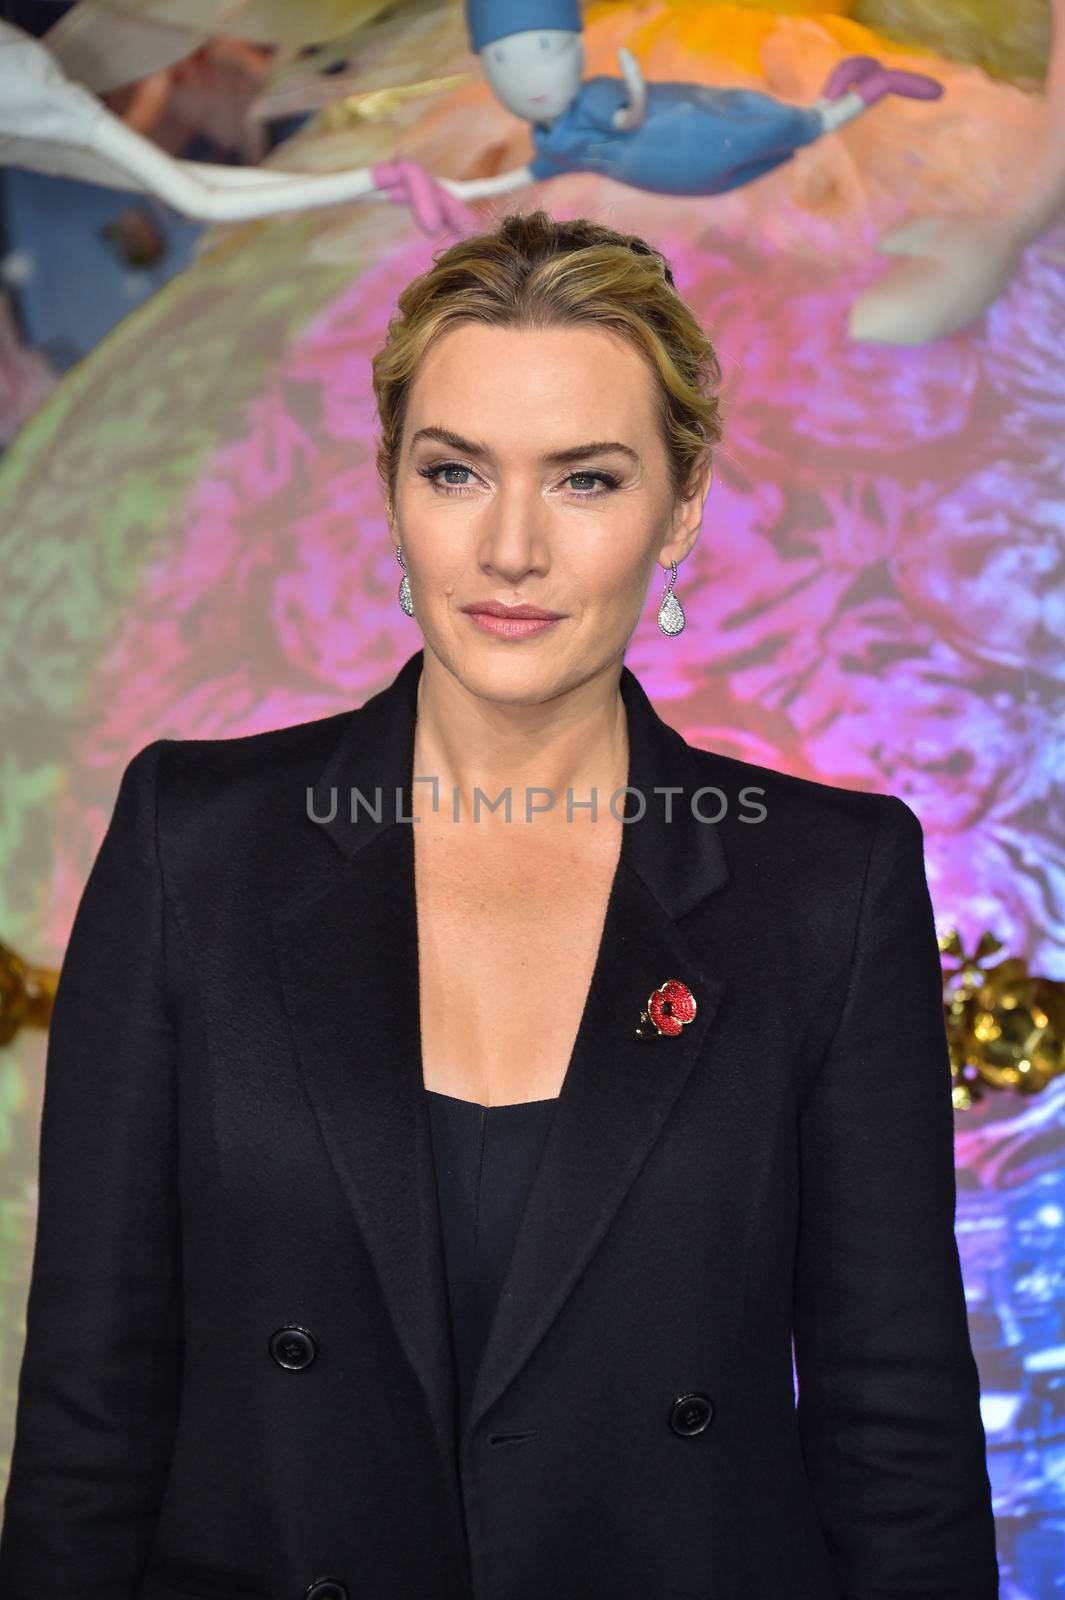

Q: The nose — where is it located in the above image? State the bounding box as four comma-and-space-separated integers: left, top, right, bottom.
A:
479, 504, 550, 584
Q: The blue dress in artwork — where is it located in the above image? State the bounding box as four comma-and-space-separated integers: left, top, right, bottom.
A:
527, 75, 825, 196
425, 1088, 558, 1436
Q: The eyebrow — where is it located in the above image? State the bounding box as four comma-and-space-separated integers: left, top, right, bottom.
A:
408, 425, 641, 469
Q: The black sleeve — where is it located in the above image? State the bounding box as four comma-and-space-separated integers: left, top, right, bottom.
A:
792, 794, 999, 1599
0, 739, 184, 1595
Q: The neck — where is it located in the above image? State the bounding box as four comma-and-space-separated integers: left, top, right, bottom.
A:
412, 649, 629, 830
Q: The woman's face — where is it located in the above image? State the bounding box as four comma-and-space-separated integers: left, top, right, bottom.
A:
388, 321, 709, 705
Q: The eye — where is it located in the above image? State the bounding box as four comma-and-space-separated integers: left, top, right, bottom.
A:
416, 462, 621, 499
419, 463, 479, 493
563, 470, 620, 496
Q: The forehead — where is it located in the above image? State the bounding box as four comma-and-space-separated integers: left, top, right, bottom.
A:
406, 323, 658, 437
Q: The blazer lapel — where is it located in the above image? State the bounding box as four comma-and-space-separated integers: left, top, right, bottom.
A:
271, 649, 730, 1471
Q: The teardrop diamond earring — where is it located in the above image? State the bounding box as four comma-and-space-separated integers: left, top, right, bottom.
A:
396, 545, 414, 617
657, 560, 685, 636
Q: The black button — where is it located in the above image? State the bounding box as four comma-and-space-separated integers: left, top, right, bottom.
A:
304, 1581, 347, 1600
669, 1392, 714, 1436
269, 1325, 317, 1370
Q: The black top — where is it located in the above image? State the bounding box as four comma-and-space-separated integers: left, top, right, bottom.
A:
425, 1088, 558, 1435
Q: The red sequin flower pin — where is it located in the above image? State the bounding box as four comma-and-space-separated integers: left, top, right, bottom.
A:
635, 978, 697, 1039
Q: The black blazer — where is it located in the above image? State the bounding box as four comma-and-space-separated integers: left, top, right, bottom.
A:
0, 648, 999, 1600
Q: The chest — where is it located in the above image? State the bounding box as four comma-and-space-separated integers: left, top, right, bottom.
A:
413, 820, 622, 1106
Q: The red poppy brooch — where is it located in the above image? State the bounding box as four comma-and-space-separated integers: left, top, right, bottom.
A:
635, 978, 697, 1039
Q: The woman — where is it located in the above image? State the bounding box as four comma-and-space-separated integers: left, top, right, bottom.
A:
0, 210, 998, 1600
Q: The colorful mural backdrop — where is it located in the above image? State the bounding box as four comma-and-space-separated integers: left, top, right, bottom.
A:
1, 2, 1063, 1592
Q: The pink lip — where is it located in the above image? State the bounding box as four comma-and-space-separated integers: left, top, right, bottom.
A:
462, 601, 563, 619
460, 601, 565, 639
466, 612, 559, 638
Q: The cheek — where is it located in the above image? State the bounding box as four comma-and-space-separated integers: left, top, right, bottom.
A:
569, 543, 650, 605
403, 525, 463, 579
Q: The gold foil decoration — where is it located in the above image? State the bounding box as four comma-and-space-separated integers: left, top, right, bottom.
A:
940, 929, 1065, 1110
0, 938, 58, 1047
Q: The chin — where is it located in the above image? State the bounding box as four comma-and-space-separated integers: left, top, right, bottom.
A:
442, 643, 573, 706
465, 653, 563, 695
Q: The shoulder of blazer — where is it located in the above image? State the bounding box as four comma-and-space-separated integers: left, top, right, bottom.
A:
684, 739, 912, 836
148, 705, 362, 868
154, 705, 357, 788
679, 740, 920, 917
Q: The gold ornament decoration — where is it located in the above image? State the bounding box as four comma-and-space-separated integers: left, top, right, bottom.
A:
940, 928, 1065, 1110
0, 937, 58, 1046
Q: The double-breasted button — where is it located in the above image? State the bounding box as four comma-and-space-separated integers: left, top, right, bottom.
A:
669, 1392, 714, 1436
269, 1325, 317, 1370
304, 1579, 347, 1600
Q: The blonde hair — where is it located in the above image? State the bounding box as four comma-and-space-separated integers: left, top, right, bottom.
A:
371, 208, 723, 511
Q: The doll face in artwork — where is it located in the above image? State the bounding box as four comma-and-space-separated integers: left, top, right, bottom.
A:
478, 28, 584, 123
387, 322, 710, 708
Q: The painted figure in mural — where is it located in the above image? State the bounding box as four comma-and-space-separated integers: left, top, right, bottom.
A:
3, 0, 1062, 344
0, 17, 388, 222
0, 3, 939, 221
463, 0, 943, 196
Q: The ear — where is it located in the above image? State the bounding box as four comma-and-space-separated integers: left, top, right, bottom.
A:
659, 452, 712, 568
